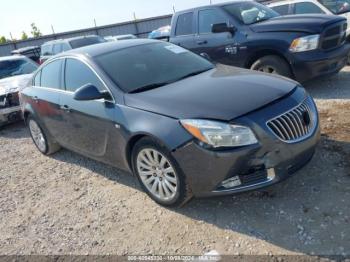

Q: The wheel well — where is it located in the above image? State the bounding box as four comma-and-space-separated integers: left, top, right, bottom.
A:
125, 134, 147, 172
245, 50, 293, 72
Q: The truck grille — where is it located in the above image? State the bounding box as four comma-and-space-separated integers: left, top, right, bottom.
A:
321, 21, 347, 50
267, 96, 317, 143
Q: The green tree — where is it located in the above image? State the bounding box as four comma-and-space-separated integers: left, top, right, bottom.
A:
30, 23, 42, 38
21, 31, 29, 40
0, 36, 6, 44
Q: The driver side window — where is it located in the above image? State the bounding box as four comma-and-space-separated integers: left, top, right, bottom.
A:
64, 58, 106, 92
198, 9, 228, 34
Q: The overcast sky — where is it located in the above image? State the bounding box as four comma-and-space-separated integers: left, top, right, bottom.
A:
0, 0, 230, 39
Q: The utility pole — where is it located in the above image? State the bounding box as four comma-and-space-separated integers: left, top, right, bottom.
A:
51, 25, 55, 35
9, 32, 14, 41
172, 5, 176, 13
133, 12, 137, 21
210, 0, 212, 4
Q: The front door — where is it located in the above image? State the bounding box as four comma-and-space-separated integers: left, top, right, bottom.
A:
193, 8, 243, 67
58, 58, 116, 158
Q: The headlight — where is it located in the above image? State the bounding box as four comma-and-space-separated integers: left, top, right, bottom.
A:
289, 34, 320, 52
180, 119, 258, 148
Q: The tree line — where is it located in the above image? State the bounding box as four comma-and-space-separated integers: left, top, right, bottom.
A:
0, 23, 42, 44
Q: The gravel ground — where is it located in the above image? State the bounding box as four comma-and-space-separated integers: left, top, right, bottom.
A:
0, 67, 349, 257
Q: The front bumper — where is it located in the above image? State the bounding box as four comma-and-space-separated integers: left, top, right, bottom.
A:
0, 106, 22, 124
172, 88, 320, 197
289, 43, 350, 83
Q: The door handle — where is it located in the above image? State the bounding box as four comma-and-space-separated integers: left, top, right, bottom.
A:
60, 105, 71, 113
196, 40, 208, 45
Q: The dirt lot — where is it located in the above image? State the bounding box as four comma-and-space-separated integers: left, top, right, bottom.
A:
0, 67, 349, 257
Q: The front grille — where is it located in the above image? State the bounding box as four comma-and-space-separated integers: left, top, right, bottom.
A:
321, 22, 347, 50
239, 170, 267, 185
267, 96, 317, 142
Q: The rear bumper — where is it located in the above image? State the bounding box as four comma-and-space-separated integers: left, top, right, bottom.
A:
172, 88, 320, 197
289, 43, 350, 83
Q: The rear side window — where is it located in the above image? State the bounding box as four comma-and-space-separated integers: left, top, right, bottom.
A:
40, 60, 62, 89
41, 45, 52, 56
175, 12, 194, 36
64, 58, 105, 92
294, 2, 325, 13
271, 4, 290, 15
198, 9, 228, 34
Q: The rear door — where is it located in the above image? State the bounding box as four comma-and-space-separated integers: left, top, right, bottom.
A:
30, 59, 65, 139
59, 58, 116, 158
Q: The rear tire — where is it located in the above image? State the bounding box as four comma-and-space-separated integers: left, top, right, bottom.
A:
132, 137, 192, 207
27, 116, 61, 155
250, 55, 293, 79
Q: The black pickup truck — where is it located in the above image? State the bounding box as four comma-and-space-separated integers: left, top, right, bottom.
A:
169, 0, 350, 82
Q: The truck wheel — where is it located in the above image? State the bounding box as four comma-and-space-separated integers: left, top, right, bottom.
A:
250, 55, 292, 79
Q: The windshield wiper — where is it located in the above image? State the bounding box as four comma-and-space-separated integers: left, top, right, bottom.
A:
129, 82, 170, 94
175, 68, 212, 82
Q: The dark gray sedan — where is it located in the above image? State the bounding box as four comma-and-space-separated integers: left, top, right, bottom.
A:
20, 39, 320, 207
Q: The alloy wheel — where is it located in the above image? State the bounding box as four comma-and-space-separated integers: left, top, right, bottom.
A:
136, 148, 178, 201
29, 120, 47, 152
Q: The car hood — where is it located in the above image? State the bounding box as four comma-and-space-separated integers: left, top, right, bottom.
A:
250, 14, 345, 34
124, 65, 298, 121
0, 74, 32, 96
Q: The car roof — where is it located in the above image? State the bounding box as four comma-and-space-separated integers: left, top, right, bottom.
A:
42, 35, 102, 46
55, 39, 161, 59
0, 55, 28, 62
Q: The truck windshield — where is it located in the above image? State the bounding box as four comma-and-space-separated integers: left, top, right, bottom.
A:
0, 58, 38, 80
95, 42, 214, 93
319, 0, 350, 14
223, 2, 279, 25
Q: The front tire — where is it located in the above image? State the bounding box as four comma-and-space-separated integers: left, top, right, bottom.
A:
27, 116, 60, 155
250, 55, 293, 79
132, 137, 192, 207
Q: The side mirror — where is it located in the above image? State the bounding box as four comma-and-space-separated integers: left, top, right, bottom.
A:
212, 23, 236, 35
73, 84, 111, 101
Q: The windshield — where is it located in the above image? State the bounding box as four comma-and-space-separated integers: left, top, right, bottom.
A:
0, 58, 38, 80
69, 36, 106, 49
319, 0, 350, 14
223, 2, 279, 25
95, 42, 214, 93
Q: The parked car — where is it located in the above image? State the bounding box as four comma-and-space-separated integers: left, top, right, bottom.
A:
105, 34, 137, 41
11, 46, 41, 64
20, 40, 320, 207
0, 56, 38, 126
169, 0, 349, 82
40, 35, 106, 64
266, 0, 350, 36
148, 26, 171, 41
